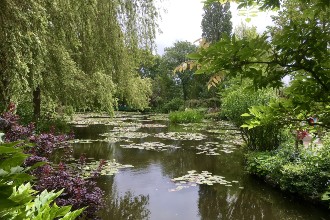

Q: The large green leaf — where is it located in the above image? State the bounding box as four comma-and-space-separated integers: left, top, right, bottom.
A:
186, 53, 201, 60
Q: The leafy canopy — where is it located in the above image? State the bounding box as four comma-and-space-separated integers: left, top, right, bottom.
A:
190, 0, 330, 129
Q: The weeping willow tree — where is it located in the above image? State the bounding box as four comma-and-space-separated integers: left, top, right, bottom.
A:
0, 0, 159, 119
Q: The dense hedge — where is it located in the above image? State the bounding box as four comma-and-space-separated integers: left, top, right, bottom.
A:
246, 134, 330, 207
221, 84, 282, 150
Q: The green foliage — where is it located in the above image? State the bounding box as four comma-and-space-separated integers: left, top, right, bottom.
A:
192, 0, 330, 138
233, 22, 258, 40
35, 117, 71, 134
246, 133, 330, 206
202, 1, 232, 43
221, 80, 282, 150
169, 109, 204, 124
15, 98, 71, 133
163, 41, 198, 101
122, 76, 152, 111
150, 73, 182, 110
161, 98, 185, 113
2, 183, 83, 220
0, 0, 159, 117
0, 142, 33, 187
203, 0, 329, 10
149, 41, 216, 112
0, 142, 82, 219
185, 98, 220, 109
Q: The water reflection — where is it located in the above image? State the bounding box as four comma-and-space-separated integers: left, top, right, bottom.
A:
104, 189, 150, 219
71, 113, 330, 220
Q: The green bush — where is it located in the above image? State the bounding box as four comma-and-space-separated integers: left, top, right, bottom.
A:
0, 142, 82, 219
246, 134, 330, 207
185, 98, 220, 109
169, 109, 204, 123
35, 116, 71, 133
221, 83, 282, 150
161, 98, 184, 113
15, 98, 72, 133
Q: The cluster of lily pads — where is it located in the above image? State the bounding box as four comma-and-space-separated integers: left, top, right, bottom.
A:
71, 113, 113, 125
196, 142, 220, 155
225, 138, 244, 146
214, 120, 237, 128
169, 170, 242, 192
218, 144, 237, 154
120, 142, 180, 151
140, 123, 167, 128
69, 137, 123, 144
112, 125, 141, 132
194, 140, 241, 155
155, 132, 206, 141
147, 114, 169, 121
100, 131, 149, 139
66, 159, 134, 179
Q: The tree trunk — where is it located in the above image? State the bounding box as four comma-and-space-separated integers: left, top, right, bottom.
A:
182, 82, 187, 101
33, 86, 41, 121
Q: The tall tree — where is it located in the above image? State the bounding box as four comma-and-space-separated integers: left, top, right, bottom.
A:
0, 0, 48, 116
189, 0, 330, 128
0, 0, 159, 119
162, 41, 197, 101
201, 2, 232, 43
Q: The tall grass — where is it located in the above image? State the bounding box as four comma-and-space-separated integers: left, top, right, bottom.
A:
169, 109, 203, 123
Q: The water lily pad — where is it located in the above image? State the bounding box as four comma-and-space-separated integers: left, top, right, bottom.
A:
69, 139, 93, 144
155, 132, 206, 141
68, 159, 134, 179
148, 114, 169, 121
169, 170, 238, 192
121, 142, 179, 151
100, 131, 149, 139
141, 124, 167, 128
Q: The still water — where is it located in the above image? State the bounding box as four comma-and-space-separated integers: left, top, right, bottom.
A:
71, 112, 330, 220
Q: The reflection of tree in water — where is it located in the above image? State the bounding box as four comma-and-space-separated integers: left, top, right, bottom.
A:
198, 180, 279, 220
198, 184, 234, 219
104, 191, 150, 220
227, 187, 274, 220
72, 142, 116, 160
198, 183, 276, 220
197, 177, 329, 220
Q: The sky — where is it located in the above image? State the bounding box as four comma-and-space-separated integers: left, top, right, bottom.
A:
155, 0, 277, 55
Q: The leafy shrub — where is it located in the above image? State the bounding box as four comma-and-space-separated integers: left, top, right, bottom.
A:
246, 135, 330, 207
0, 142, 83, 219
35, 116, 71, 133
0, 104, 104, 218
34, 164, 104, 219
185, 97, 220, 109
221, 83, 282, 150
169, 109, 204, 123
161, 98, 184, 113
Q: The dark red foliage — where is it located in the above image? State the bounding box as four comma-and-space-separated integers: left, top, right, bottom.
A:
0, 109, 34, 142
1, 104, 105, 219
24, 155, 49, 167
28, 132, 73, 158
35, 164, 104, 219
24, 155, 49, 176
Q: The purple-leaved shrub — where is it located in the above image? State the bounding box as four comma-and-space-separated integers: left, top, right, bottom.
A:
0, 103, 104, 219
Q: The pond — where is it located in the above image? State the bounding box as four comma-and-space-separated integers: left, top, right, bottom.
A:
70, 112, 330, 220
